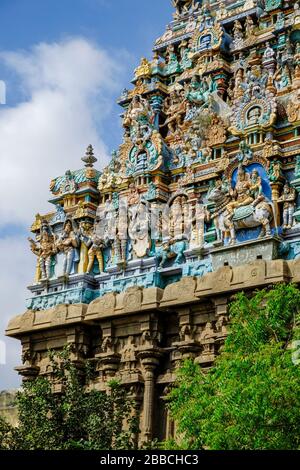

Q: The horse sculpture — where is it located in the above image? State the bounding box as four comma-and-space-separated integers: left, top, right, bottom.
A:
208, 187, 275, 245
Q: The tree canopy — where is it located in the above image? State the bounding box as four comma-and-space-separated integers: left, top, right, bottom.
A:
167, 283, 300, 450
0, 348, 138, 450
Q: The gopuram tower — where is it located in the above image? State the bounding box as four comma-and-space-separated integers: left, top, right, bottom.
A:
7, 0, 300, 442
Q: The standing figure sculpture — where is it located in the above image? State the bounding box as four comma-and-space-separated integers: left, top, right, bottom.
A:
226, 165, 254, 218
172, 0, 198, 15
29, 222, 56, 281
278, 184, 296, 230
128, 184, 151, 259
250, 169, 265, 204
123, 95, 154, 130
162, 90, 186, 135
56, 219, 79, 276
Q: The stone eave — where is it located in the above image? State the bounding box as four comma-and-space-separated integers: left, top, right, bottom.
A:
6, 258, 299, 340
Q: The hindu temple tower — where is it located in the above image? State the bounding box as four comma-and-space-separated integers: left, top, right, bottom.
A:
6, 0, 300, 442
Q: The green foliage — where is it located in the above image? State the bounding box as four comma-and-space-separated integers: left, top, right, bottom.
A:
167, 283, 300, 450
0, 415, 16, 450
0, 348, 139, 450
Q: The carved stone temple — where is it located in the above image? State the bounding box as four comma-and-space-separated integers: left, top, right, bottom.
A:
6, 0, 300, 442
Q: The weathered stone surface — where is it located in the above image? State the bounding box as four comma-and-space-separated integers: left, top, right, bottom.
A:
6, 258, 299, 442
0, 390, 18, 426
210, 237, 281, 272
6, 304, 87, 337
160, 277, 197, 307
6, 0, 300, 445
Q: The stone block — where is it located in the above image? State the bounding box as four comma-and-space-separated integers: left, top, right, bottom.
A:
160, 277, 197, 307
210, 237, 281, 272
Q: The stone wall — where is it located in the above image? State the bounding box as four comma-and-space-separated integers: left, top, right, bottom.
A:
6, 259, 300, 442
0, 390, 18, 426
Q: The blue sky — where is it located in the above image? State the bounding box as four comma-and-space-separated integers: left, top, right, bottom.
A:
0, 0, 173, 150
0, 0, 174, 389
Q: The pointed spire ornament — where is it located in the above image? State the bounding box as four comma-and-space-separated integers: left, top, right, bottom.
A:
82, 144, 97, 168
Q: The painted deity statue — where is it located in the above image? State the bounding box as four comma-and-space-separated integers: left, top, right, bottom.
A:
165, 44, 181, 74
250, 169, 264, 204
185, 75, 215, 106
162, 90, 186, 134
233, 20, 243, 40
86, 233, 105, 274
208, 167, 273, 245
237, 140, 253, 164
29, 222, 56, 281
127, 184, 151, 258
98, 167, 115, 191
123, 95, 153, 129
245, 16, 255, 39
226, 165, 254, 218
278, 184, 296, 230
190, 202, 210, 249
79, 222, 105, 274
56, 219, 79, 276
294, 2, 300, 26
179, 40, 193, 70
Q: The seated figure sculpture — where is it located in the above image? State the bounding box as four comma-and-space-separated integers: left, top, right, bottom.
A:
226, 165, 254, 218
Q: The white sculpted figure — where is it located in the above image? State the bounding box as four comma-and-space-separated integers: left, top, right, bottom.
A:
278, 184, 296, 230
56, 219, 79, 276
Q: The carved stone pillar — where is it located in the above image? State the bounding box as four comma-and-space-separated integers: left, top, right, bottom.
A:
138, 350, 162, 443
150, 94, 164, 129
173, 307, 201, 361
16, 341, 40, 381
270, 182, 284, 226
95, 332, 121, 381
15, 363, 40, 381
214, 296, 229, 345
97, 352, 121, 379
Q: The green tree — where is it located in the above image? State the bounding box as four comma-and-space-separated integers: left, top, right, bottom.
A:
0, 348, 139, 450
167, 283, 300, 450
0, 415, 15, 450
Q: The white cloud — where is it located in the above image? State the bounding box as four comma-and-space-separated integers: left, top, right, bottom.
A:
0, 38, 127, 389
0, 235, 35, 389
0, 37, 125, 226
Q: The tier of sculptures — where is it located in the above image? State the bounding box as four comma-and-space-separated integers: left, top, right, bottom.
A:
29, 162, 298, 282
29, 217, 108, 281
28, 1, 300, 286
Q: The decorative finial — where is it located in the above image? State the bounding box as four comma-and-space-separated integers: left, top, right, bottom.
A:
82, 144, 97, 168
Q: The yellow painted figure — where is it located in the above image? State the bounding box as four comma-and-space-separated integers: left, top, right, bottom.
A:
87, 238, 104, 274
78, 222, 93, 274
79, 222, 105, 274
28, 227, 56, 281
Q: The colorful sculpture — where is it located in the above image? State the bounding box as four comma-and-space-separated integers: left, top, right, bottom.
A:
79, 222, 105, 274
56, 220, 79, 276
208, 167, 273, 245
26, 2, 300, 310
28, 222, 56, 281
278, 184, 296, 230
